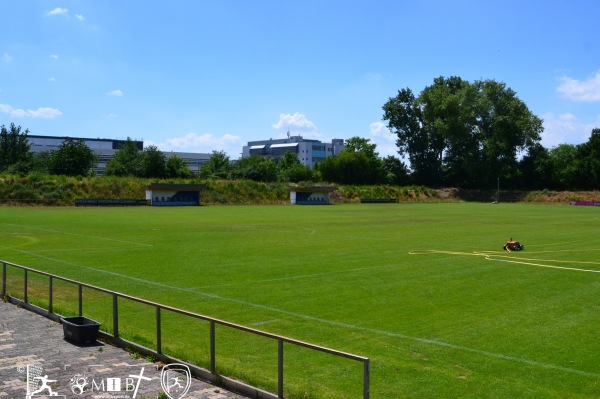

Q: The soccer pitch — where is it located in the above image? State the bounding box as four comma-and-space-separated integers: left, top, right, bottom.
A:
1, 203, 600, 398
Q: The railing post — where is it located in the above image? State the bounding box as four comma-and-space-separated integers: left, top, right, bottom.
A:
78, 285, 83, 316
210, 321, 216, 373
48, 276, 53, 314
278, 339, 284, 398
156, 306, 162, 354
23, 269, 28, 303
112, 294, 119, 338
363, 358, 370, 399
1, 262, 6, 298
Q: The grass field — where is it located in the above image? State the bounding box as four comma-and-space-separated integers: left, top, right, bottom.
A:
1, 203, 600, 398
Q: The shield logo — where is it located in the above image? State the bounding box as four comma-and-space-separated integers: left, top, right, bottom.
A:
160, 364, 192, 399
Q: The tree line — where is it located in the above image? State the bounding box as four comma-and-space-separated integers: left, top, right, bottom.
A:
382, 76, 599, 189
2, 75, 599, 189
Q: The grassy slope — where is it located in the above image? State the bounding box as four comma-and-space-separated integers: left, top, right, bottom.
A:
2, 204, 600, 398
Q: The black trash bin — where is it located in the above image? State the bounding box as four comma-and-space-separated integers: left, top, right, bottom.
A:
61, 316, 102, 345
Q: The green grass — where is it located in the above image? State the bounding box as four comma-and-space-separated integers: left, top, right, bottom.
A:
2, 203, 600, 398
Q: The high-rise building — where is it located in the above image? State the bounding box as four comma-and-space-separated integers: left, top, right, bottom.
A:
242, 134, 345, 167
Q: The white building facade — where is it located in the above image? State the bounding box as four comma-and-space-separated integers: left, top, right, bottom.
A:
242, 135, 345, 167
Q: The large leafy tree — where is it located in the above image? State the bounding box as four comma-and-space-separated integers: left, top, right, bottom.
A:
573, 128, 600, 189
518, 143, 551, 189
49, 138, 96, 176
382, 88, 442, 185
140, 145, 166, 178
383, 77, 543, 188
381, 156, 410, 185
276, 152, 313, 182
199, 150, 231, 179
475, 80, 543, 186
231, 154, 277, 182
344, 136, 379, 159
546, 144, 579, 190
0, 123, 33, 173
317, 143, 384, 185
104, 138, 142, 176
165, 154, 192, 178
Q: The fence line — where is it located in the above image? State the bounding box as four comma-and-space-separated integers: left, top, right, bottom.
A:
1, 260, 370, 399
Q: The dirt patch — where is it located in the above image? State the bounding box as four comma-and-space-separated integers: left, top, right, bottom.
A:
434, 188, 600, 204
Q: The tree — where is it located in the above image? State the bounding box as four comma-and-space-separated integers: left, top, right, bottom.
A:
49, 139, 96, 176
140, 145, 166, 178
199, 151, 231, 179
546, 144, 578, 189
318, 150, 383, 185
0, 123, 33, 173
381, 156, 410, 185
382, 87, 443, 185
382, 77, 543, 188
317, 137, 386, 185
231, 155, 277, 182
30, 151, 53, 174
518, 143, 551, 189
276, 152, 313, 182
344, 137, 379, 159
104, 138, 142, 176
474, 80, 543, 188
573, 128, 600, 189
166, 154, 192, 178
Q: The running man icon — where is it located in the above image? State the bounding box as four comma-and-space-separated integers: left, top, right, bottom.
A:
30, 375, 58, 396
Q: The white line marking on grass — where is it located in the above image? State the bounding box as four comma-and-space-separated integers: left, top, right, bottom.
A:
15, 249, 600, 380
485, 257, 600, 273
29, 246, 134, 253
410, 250, 600, 273
230, 225, 317, 235
3, 223, 153, 247
191, 264, 396, 289
251, 319, 279, 326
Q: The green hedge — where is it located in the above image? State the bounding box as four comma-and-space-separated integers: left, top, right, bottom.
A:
0, 175, 446, 206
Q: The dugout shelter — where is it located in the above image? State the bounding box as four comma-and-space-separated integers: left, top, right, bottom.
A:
290, 186, 336, 205
146, 183, 205, 206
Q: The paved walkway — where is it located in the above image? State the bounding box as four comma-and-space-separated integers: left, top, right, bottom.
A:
0, 301, 248, 399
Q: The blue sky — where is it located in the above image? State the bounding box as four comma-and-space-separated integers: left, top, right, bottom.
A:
1, 0, 599, 159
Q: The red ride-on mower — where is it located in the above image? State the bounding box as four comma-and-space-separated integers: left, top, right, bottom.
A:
503, 238, 524, 251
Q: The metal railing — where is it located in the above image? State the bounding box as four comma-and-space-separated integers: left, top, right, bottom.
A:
1, 260, 370, 399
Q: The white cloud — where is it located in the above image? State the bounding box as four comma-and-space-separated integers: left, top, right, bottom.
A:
149, 132, 244, 159
361, 72, 383, 83
0, 104, 62, 119
369, 121, 394, 141
75, 14, 84, 21
541, 112, 600, 148
46, 7, 69, 17
3, 53, 13, 63
557, 71, 600, 102
48, 77, 57, 82
107, 89, 123, 96
272, 112, 317, 133
369, 121, 398, 158
50, 54, 59, 59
